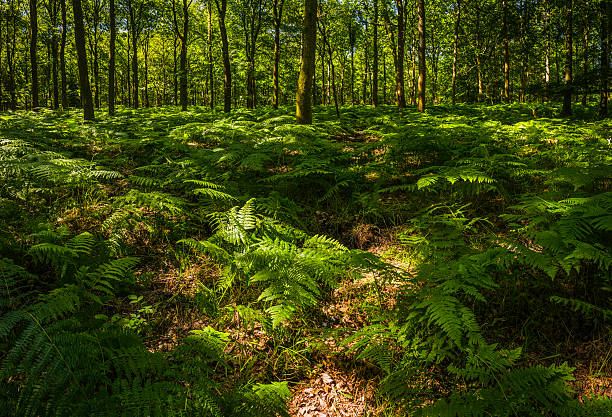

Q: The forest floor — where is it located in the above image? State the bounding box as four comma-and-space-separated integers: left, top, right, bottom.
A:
1, 103, 611, 416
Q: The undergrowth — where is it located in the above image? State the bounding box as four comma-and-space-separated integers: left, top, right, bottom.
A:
0, 104, 610, 415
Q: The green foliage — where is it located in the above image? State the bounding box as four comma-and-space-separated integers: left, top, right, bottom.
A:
0, 231, 290, 417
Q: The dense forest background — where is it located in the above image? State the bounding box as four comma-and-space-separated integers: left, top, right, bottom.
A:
3, 0, 612, 116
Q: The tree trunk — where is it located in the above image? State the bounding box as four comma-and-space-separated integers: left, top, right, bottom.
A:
71, 0, 94, 120
582, 1, 589, 106
144, 32, 150, 107
109, 0, 116, 115
131, 25, 139, 108
50, 6, 59, 109
417, 0, 426, 111
272, 0, 284, 109
562, 0, 573, 116
600, 0, 609, 117
208, 1, 214, 109
173, 0, 189, 111
372, 0, 378, 107
544, 0, 550, 100
396, 0, 406, 108
29, 0, 39, 109
502, 0, 510, 103
7, 2, 16, 110
172, 35, 177, 105
476, 5, 483, 102
60, 0, 67, 108
215, 0, 231, 112
451, 0, 460, 105
127, 32, 131, 106
296, 0, 317, 124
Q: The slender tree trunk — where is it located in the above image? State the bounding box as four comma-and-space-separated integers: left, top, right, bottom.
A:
131, 25, 139, 108
144, 32, 150, 107
109, 0, 116, 115
215, 0, 231, 112
351, 43, 355, 104
417, 0, 426, 111
7, 3, 16, 110
519, 0, 526, 102
208, 1, 214, 109
60, 0, 67, 109
172, 35, 177, 105
272, 0, 284, 109
396, 0, 406, 108
582, 2, 589, 106
600, 0, 609, 117
29, 0, 38, 109
295, 0, 317, 124
51, 23, 59, 109
173, 0, 189, 111
383, 47, 386, 103
363, 28, 368, 104
71, 0, 94, 120
127, 33, 131, 106
476, 5, 483, 102
562, 0, 573, 116
502, 0, 510, 102
544, 0, 550, 100
372, 0, 379, 107
451, 0, 460, 105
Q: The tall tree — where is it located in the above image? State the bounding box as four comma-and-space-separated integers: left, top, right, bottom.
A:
208, 0, 214, 109
502, 0, 510, 103
215, 0, 231, 112
451, 0, 461, 105
85, 0, 103, 108
600, 0, 609, 117
239, 0, 264, 109
29, 0, 39, 109
372, 0, 378, 107
417, 0, 426, 111
44, 0, 60, 109
72, 0, 95, 120
127, 0, 146, 108
295, 0, 317, 124
109, 0, 116, 115
582, 0, 590, 106
272, 0, 285, 108
172, 0, 191, 111
383, 0, 406, 108
562, 0, 573, 116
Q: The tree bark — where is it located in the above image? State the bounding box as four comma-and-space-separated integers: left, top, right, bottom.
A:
372, 0, 378, 107
502, 0, 510, 103
451, 0, 460, 105
173, 0, 190, 111
582, 1, 589, 106
215, 0, 231, 112
71, 0, 94, 120
417, 0, 426, 111
600, 0, 609, 117
475, 4, 483, 102
295, 0, 317, 124
272, 0, 285, 108
109, 0, 116, 115
562, 0, 573, 116
396, 0, 406, 107
29, 0, 39, 109
208, 1, 214, 109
